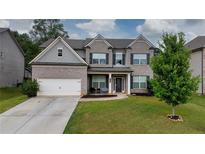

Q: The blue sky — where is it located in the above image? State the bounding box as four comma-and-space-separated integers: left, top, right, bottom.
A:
62, 19, 145, 39
0, 19, 205, 45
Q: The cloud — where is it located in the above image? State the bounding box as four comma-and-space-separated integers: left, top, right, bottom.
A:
69, 33, 81, 39
136, 19, 205, 45
0, 20, 9, 27
0, 19, 33, 33
76, 19, 117, 37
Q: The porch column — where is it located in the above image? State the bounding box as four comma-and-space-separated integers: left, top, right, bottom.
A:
127, 73, 131, 94
109, 73, 112, 94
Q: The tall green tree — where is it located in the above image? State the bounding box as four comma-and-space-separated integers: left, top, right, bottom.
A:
151, 32, 199, 118
30, 19, 68, 44
12, 31, 40, 68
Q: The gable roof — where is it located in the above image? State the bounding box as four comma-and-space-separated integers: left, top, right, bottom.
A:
185, 36, 205, 51
40, 38, 85, 49
30, 36, 88, 65
127, 34, 155, 48
0, 28, 24, 56
84, 34, 113, 48
39, 34, 156, 49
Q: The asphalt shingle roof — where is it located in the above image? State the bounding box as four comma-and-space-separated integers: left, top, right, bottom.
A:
186, 36, 205, 50
39, 36, 154, 49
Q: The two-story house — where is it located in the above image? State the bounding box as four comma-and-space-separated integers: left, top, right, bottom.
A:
0, 28, 25, 87
30, 34, 155, 96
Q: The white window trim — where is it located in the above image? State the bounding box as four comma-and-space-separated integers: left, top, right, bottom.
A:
92, 53, 107, 64
92, 75, 107, 89
133, 53, 147, 65
132, 75, 147, 89
57, 48, 63, 56
115, 52, 124, 65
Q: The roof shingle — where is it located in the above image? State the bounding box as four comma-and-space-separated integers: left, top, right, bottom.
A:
186, 36, 205, 50
40, 35, 155, 49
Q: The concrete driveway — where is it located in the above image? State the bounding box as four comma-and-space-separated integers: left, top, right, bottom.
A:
0, 96, 79, 134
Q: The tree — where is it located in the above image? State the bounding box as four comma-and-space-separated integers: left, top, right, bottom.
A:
151, 32, 199, 119
30, 19, 68, 44
12, 31, 40, 68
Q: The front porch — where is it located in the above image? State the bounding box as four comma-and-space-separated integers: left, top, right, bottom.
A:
87, 71, 131, 95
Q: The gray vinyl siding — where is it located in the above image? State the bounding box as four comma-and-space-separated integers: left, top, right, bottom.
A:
190, 51, 202, 93
0, 31, 24, 87
203, 49, 205, 94
37, 40, 83, 64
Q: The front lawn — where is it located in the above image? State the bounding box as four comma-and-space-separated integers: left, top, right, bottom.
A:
64, 95, 205, 134
0, 87, 28, 113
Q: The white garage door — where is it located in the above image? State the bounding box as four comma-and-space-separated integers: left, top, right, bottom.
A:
37, 79, 81, 96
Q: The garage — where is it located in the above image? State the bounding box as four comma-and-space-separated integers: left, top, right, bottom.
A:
37, 79, 81, 96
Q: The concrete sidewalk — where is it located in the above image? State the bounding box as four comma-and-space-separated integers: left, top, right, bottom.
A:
0, 96, 79, 134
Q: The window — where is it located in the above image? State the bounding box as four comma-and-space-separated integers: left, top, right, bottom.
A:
133, 54, 147, 64
92, 75, 107, 89
133, 76, 147, 89
58, 48, 63, 56
92, 53, 106, 64
115, 53, 123, 65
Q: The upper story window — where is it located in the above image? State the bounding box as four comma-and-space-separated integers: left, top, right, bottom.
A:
132, 76, 147, 89
91, 53, 108, 64
58, 48, 63, 56
132, 53, 149, 65
113, 52, 125, 65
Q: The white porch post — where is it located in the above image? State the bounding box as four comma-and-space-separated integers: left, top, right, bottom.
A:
109, 73, 112, 94
127, 73, 131, 95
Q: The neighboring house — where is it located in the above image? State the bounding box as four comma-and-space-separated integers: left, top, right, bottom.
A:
186, 36, 205, 95
0, 28, 25, 87
30, 34, 156, 96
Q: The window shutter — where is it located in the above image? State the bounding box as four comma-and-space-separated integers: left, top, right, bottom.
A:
113, 53, 116, 65
90, 75, 92, 89
106, 53, 109, 64
147, 53, 150, 64
90, 53, 93, 64
106, 75, 109, 88
131, 53, 133, 64
131, 75, 133, 89
122, 54, 125, 65
146, 76, 150, 89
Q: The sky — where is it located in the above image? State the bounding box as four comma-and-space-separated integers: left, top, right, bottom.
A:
0, 19, 205, 45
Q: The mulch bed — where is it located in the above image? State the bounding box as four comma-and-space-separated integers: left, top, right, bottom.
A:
167, 114, 183, 122
82, 94, 117, 98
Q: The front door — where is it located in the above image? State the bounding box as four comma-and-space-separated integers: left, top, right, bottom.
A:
116, 78, 122, 92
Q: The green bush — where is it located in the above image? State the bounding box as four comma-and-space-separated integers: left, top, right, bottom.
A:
21, 80, 39, 97
147, 79, 154, 96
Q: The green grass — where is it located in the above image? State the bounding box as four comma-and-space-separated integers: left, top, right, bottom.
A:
0, 87, 28, 113
64, 95, 205, 134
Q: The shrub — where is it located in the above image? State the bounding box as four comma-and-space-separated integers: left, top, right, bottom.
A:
147, 79, 154, 96
21, 79, 39, 97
